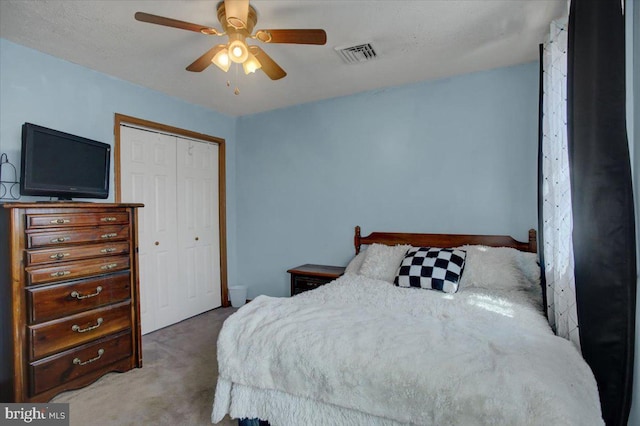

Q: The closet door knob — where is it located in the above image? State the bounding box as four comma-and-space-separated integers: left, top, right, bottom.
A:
155, 241, 160, 246
195, 237, 199, 241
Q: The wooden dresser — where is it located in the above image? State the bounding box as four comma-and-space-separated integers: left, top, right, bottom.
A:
0, 202, 143, 402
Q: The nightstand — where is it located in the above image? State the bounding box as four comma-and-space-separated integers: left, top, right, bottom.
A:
287, 264, 346, 296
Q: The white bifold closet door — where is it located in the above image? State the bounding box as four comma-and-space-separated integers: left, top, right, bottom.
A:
119, 125, 221, 335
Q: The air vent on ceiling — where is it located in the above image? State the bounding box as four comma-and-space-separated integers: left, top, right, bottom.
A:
335, 43, 377, 64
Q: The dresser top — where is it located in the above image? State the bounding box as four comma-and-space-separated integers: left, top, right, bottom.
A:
1, 202, 144, 209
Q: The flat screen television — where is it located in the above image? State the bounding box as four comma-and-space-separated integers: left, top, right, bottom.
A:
20, 123, 110, 200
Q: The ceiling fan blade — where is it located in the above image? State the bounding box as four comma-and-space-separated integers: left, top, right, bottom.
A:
224, 0, 250, 29
250, 46, 286, 80
186, 45, 226, 72
255, 29, 327, 45
135, 12, 220, 35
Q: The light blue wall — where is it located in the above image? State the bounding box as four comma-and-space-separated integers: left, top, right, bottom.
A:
0, 38, 238, 288
236, 62, 539, 298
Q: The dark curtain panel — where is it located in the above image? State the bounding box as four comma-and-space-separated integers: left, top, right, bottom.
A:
567, 1, 637, 425
537, 43, 548, 318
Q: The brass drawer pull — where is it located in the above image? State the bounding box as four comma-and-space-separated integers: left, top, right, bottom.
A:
101, 217, 118, 222
50, 237, 70, 244
101, 233, 118, 239
73, 348, 104, 366
49, 252, 70, 260
70, 286, 103, 300
100, 263, 118, 270
50, 218, 70, 224
50, 271, 71, 278
100, 247, 117, 254
71, 317, 103, 333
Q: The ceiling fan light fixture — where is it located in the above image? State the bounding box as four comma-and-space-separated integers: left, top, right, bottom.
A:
212, 47, 231, 72
228, 33, 249, 63
242, 52, 262, 74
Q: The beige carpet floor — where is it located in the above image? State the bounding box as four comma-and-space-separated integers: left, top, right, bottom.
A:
51, 307, 238, 426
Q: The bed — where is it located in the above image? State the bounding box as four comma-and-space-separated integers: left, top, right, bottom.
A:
211, 227, 603, 425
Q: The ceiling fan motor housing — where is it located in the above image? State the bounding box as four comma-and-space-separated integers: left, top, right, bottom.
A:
217, 3, 257, 63
217, 3, 258, 33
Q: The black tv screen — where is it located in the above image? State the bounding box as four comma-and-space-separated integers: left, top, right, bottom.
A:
20, 123, 110, 199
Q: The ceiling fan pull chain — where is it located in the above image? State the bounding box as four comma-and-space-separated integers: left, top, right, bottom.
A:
234, 63, 240, 95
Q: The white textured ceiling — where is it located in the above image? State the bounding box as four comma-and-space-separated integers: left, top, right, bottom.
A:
0, 0, 565, 117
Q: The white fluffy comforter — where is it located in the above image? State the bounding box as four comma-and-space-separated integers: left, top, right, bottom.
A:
212, 252, 602, 425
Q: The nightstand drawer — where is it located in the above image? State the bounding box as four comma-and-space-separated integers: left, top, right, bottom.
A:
288, 264, 345, 296
293, 276, 333, 294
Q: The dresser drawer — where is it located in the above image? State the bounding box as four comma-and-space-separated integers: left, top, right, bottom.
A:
26, 255, 130, 285
27, 272, 132, 324
29, 331, 132, 396
26, 241, 130, 266
27, 212, 129, 229
27, 225, 130, 249
29, 301, 132, 360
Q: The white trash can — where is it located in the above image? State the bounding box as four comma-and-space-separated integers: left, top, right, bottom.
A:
229, 285, 247, 308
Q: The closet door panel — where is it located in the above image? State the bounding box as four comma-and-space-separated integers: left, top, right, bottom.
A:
177, 140, 222, 317
119, 127, 179, 334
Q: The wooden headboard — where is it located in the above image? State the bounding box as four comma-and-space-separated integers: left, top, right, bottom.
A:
354, 226, 537, 254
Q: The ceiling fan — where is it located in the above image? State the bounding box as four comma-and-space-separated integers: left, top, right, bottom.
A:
135, 0, 327, 81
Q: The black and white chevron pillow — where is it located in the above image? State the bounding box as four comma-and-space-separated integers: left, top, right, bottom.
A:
394, 247, 466, 293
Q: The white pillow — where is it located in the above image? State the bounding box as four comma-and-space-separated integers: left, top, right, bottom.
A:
457, 245, 540, 291
359, 243, 411, 283
345, 250, 367, 275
